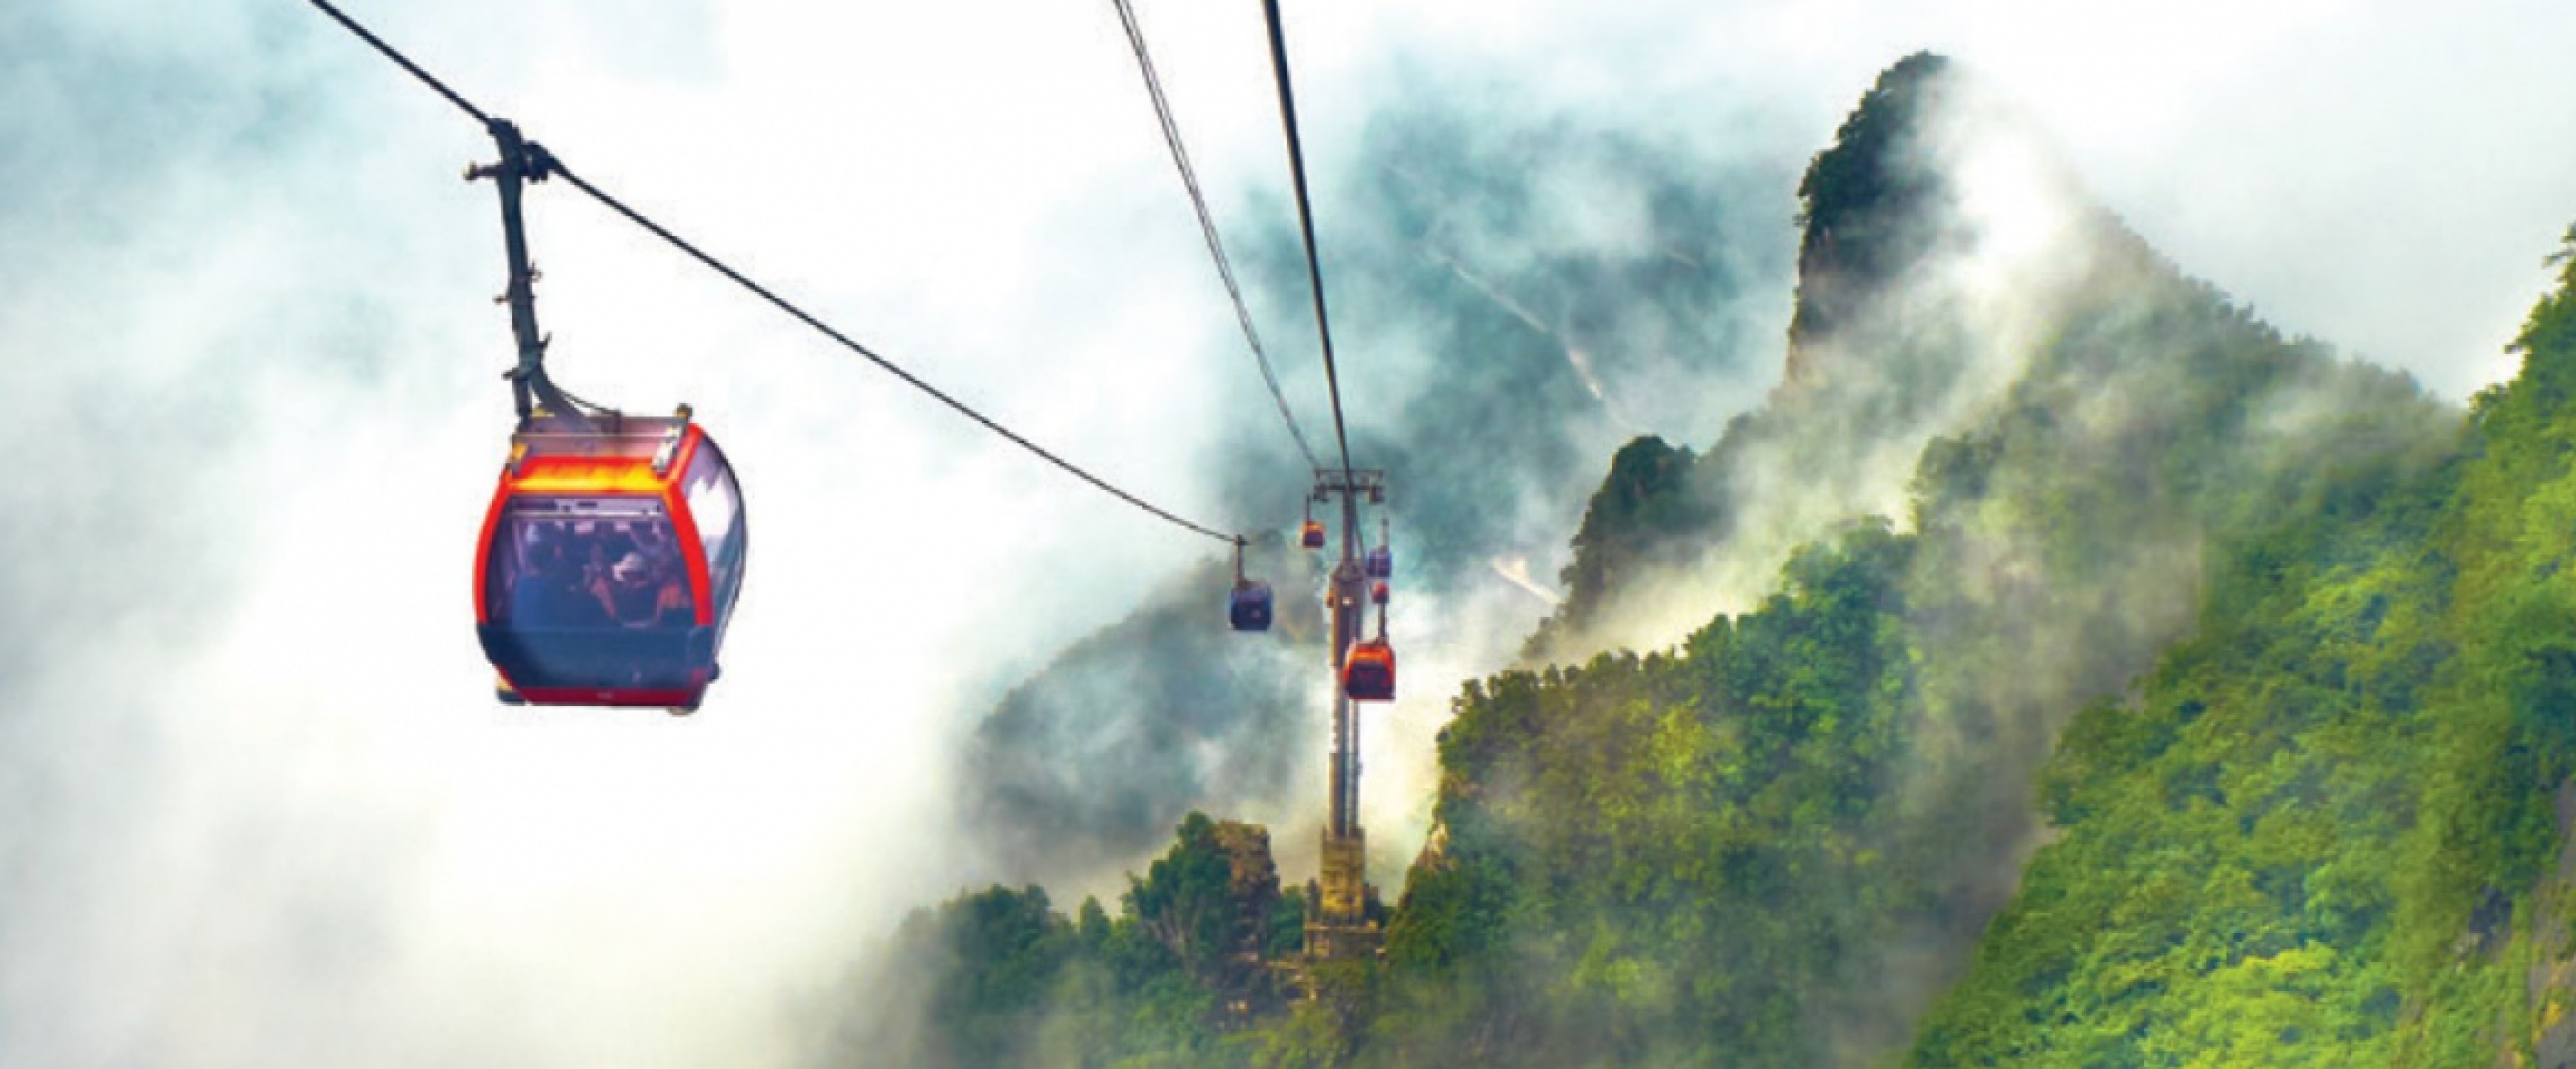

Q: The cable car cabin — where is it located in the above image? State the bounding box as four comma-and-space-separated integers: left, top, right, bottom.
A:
1371, 580, 1389, 606
1365, 546, 1391, 579
1343, 639, 1396, 701
1230, 580, 1274, 632
474, 412, 748, 712
1301, 520, 1327, 549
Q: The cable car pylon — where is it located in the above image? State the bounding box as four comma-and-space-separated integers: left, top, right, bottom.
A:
1244, 0, 1397, 969
1305, 466, 1388, 963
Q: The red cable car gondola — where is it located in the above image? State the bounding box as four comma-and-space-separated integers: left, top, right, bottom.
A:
476, 408, 748, 713
1343, 639, 1396, 701
448, 120, 752, 714
1300, 519, 1326, 549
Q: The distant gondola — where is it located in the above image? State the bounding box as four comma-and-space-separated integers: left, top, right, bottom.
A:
1343, 639, 1395, 701
1231, 579, 1275, 631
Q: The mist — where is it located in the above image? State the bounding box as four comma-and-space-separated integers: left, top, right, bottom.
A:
4, 0, 2572, 1067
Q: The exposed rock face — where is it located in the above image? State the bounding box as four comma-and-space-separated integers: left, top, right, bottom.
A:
1213, 820, 1282, 967
1208, 819, 1291, 1019
2523, 783, 2576, 1068
1785, 52, 1958, 390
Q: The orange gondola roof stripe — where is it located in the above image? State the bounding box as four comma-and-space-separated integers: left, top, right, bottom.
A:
507, 457, 672, 495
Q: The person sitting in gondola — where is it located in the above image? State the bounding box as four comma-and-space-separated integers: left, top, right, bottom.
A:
594, 535, 689, 628
509, 529, 562, 623
603, 551, 665, 627
526, 527, 611, 628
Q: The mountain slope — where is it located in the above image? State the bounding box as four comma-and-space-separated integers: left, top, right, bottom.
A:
1365, 52, 2456, 1068
1906, 226, 2576, 1068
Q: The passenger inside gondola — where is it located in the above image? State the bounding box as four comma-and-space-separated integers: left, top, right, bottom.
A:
493, 510, 692, 630
507, 524, 603, 628
605, 543, 690, 628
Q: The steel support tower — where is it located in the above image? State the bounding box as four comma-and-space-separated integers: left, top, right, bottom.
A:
1305, 467, 1383, 963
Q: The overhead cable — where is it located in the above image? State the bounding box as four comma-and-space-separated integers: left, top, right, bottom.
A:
1107, 0, 1323, 473
1256, 0, 1354, 484
308, 0, 1245, 545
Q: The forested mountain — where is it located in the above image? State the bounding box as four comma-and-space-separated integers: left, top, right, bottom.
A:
1904, 211, 2576, 1069
836, 52, 2576, 1069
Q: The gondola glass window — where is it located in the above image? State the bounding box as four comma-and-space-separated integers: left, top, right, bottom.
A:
683, 438, 746, 620
488, 498, 697, 631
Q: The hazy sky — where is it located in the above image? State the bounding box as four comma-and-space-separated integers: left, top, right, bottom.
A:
2, 0, 2571, 1065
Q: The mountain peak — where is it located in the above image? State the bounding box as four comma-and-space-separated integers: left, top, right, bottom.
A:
1786, 51, 1962, 377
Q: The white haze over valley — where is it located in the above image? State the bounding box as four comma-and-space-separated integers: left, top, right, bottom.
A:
1, 0, 2571, 1065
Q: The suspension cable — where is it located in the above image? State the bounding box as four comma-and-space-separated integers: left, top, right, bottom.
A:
1105, 0, 1321, 473
308, 0, 1244, 546
1256, 0, 1354, 485
550, 167, 1243, 542
308, 0, 489, 126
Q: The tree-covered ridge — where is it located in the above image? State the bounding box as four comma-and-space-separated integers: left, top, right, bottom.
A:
1526, 48, 2135, 661
1790, 51, 1956, 355
855, 813, 1306, 1069
1374, 523, 1922, 1068
1905, 225, 2576, 1068
1534, 435, 1712, 655
1530, 40, 2451, 664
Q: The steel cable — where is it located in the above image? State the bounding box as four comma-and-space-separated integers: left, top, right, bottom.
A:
1106, 0, 1323, 474
309, 0, 1245, 545
1256, 0, 1354, 484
